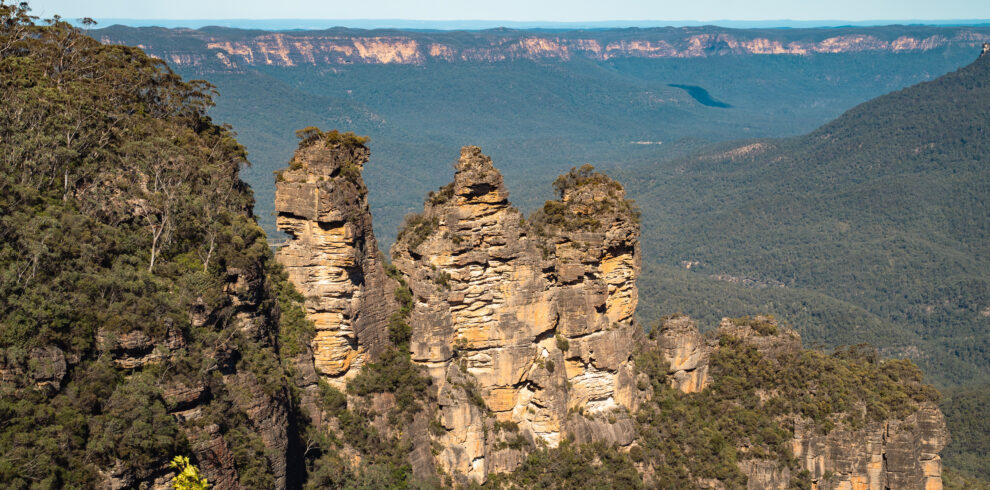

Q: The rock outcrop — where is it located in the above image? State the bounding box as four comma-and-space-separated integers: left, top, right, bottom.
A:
275, 144, 643, 482
101, 27, 990, 69
0, 345, 68, 392
275, 137, 395, 388
654, 315, 949, 490
386, 149, 641, 481
272, 141, 950, 488
788, 405, 948, 490
654, 315, 711, 393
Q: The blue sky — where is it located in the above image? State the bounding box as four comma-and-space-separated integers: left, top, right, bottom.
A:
23, 0, 990, 22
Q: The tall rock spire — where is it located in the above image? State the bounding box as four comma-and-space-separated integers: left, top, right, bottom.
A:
274, 133, 395, 388
389, 148, 643, 482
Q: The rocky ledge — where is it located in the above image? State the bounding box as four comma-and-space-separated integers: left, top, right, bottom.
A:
274, 141, 949, 488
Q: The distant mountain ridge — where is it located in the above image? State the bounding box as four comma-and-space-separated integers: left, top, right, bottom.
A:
95, 24, 990, 68
85, 18, 990, 30
623, 44, 990, 386
94, 23, 989, 256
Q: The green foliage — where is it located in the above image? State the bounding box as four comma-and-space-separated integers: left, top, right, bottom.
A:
0, 6, 291, 485
555, 333, 569, 352
170, 456, 210, 490
271, 263, 315, 359
347, 348, 432, 417
295, 126, 370, 149
318, 380, 348, 414
226, 423, 276, 488
388, 311, 413, 347
727, 315, 779, 335
632, 331, 940, 486
428, 183, 455, 205
633, 347, 767, 486
340, 162, 362, 183
433, 269, 452, 289
529, 164, 639, 233
941, 383, 990, 481
86, 373, 182, 474
485, 441, 644, 489
532, 200, 600, 232
310, 357, 433, 488
943, 465, 990, 490
551, 164, 621, 199
384, 263, 415, 349
396, 212, 439, 251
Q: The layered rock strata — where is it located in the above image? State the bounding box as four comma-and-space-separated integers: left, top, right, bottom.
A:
273, 141, 949, 487
654, 315, 711, 393
388, 148, 641, 481
657, 315, 949, 490
101, 28, 990, 68
275, 140, 395, 388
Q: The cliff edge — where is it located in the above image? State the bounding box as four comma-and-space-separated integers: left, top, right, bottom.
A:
273, 141, 949, 488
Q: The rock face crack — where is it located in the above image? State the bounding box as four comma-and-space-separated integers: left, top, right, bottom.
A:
655, 315, 950, 489
275, 141, 395, 388
389, 146, 642, 481
275, 141, 949, 487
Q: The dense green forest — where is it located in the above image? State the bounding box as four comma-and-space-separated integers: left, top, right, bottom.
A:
3, 3, 988, 486
97, 24, 985, 243
0, 4, 287, 486
619, 48, 990, 385
617, 49, 990, 480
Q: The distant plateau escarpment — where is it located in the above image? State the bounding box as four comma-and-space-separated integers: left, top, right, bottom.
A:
95, 25, 990, 68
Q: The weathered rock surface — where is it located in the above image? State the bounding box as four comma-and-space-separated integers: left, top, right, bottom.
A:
272, 141, 949, 488
787, 404, 948, 490
275, 140, 395, 388
656, 315, 950, 490
96, 322, 185, 369
0, 345, 67, 392
655, 315, 711, 393
388, 148, 642, 481
102, 27, 990, 69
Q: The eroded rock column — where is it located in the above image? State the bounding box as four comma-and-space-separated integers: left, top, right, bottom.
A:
275, 138, 393, 388
389, 147, 642, 481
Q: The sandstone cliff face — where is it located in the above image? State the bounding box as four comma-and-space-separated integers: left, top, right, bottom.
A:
76, 263, 293, 489
655, 315, 949, 490
102, 28, 990, 69
179, 265, 292, 490
741, 406, 948, 490
270, 141, 950, 487
274, 141, 395, 388
387, 148, 641, 481
788, 405, 948, 490
654, 315, 711, 393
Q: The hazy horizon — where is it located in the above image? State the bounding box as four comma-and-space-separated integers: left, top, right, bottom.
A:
80, 18, 990, 31
28, 0, 990, 25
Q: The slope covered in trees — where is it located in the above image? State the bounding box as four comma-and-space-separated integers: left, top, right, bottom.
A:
0, 4, 286, 486
0, 3, 968, 488
624, 46, 989, 384
618, 45, 990, 480
95, 24, 988, 244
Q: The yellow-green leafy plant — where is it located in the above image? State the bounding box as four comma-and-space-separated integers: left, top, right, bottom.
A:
170, 456, 210, 490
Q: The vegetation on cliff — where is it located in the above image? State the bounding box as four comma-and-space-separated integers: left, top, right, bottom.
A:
0, 4, 294, 486
633, 320, 940, 487
529, 164, 640, 233
0, 2, 965, 487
